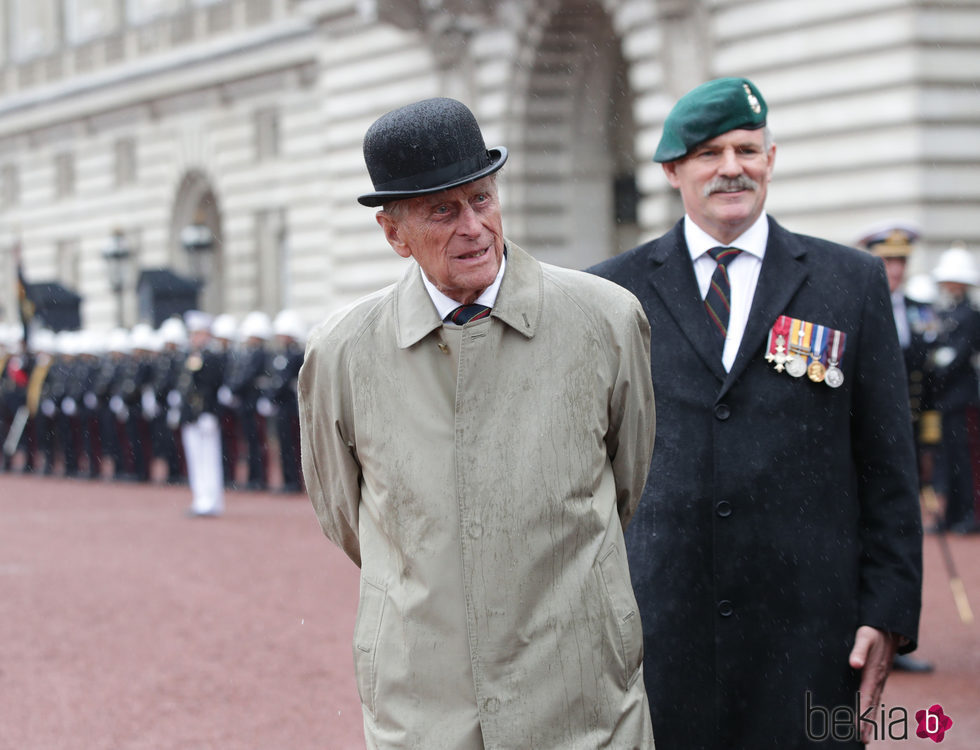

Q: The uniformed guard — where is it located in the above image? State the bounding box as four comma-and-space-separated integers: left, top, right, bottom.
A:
856, 222, 940, 471
211, 313, 240, 487
75, 330, 105, 479
856, 221, 938, 674
31, 330, 60, 475
94, 329, 130, 480
227, 311, 272, 491
150, 317, 188, 484
928, 243, 980, 535
177, 311, 225, 517
268, 309, 306, 493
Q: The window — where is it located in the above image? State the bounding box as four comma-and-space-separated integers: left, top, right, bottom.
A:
254, 208, 287, 313
1, 165, 19, 208
254, 107, 280, 161
55, 152, 75, 198
56, 239, 81, 290
114, 137, 137, 186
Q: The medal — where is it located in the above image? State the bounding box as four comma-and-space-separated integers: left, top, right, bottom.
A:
825, 329, 846, 388
765, 316, 793, 372
807, 325, 828, 382
785, 318, 813, 377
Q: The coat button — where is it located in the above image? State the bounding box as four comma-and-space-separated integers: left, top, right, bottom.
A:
718, 600, 734, 617
716, 500, 732, 518
714, 403, 731, 420
468, 522, 483, 539
483, 697, 500, 714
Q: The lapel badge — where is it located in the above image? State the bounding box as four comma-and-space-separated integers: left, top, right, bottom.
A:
744, 84, 762, 114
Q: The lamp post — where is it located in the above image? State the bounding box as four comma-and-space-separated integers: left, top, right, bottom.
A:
180, 218, 214, 283
102, 229, 131, 327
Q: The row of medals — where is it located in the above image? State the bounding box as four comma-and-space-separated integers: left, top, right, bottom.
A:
766, 334, 844, 388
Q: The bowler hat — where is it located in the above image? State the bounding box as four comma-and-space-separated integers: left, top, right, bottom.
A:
358, 98, 507, 207
654, 77, 767, 163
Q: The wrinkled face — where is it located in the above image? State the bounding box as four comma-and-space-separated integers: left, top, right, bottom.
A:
663, 128, 776, 245
377, 177, 505, 305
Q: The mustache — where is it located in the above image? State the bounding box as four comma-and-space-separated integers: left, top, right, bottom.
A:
703, 175, 759, 197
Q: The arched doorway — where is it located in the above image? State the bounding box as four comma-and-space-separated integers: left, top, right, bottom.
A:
510, 0, 636, 269
170, 170, 224, 313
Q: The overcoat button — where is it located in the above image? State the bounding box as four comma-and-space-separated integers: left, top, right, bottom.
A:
716, 501, 732, 518
714, 404, 731, 420
483, 697, 500, 714
718, 600, 734, 617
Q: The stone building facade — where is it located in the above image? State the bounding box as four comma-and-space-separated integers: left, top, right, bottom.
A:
0, 0, 978, 331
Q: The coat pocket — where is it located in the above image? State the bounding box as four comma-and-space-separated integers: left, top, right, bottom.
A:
353, 578, 387, 716
596, 545, 643, 689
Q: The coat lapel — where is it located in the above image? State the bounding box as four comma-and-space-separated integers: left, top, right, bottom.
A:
646, 222, 728, 382
721, 218, 808, 396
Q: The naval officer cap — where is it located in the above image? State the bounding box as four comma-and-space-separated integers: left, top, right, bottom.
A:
654, 77, 768, 163
358, 97, 508, 207
854, 220, 921, 259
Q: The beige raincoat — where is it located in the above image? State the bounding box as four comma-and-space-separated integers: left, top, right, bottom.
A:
300, 242, 656, 749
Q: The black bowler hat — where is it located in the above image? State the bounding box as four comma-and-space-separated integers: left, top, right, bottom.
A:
358, 97, 508, 207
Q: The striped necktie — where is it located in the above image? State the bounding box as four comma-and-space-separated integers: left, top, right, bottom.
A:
704, 247, 743, 348
446, 304, 491, 325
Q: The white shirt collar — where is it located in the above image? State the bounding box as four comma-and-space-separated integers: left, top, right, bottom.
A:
420, 251, 507, 321
684, 212, 770, 262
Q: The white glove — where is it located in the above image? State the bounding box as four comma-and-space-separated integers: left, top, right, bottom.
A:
167, 408, 182, 431
61, 397, 77, 416
41, 399, 56, 417
84, 392, 98, 410
256, 397, 276, 417
109, 395, 125, 415
141, 388, 159, 419
167, 390, 182, 408
217, 385, 235, 407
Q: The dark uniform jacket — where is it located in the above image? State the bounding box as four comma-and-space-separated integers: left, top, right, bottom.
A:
591, 217, 923, 750
928, 298, 980, 413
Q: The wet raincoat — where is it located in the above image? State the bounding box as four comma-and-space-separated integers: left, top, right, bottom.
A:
300, 242, 656, 749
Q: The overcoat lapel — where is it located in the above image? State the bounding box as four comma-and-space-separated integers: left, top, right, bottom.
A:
646, 223, 728, 382
720, 219, 808, 397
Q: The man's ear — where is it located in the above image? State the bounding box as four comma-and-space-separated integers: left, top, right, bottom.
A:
662, 161, 681, 189
376, 211, 412, 259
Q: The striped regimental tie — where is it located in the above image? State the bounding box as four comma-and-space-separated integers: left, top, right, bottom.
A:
703, 246, 743, 350
445, 304, 491, 325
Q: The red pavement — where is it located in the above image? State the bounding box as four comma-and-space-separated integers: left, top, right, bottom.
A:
1, 474, 977, 749
0, 475, 362, 750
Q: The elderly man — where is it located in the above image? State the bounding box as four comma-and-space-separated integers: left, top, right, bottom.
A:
591, 78, 923, 748
299, 98, 656, 749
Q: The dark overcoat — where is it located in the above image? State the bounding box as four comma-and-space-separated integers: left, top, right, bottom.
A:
591, 217, 923, 749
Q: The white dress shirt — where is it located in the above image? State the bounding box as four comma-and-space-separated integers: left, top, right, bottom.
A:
686, 213, 769, 371
421, 252, 507, 320
891, 291, 911, 349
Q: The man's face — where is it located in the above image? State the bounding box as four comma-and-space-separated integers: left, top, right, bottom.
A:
663, 128, 776, 245
377, 177, 504, 305
882, 256, 908, 294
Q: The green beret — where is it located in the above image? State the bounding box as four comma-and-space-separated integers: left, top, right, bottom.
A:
654, 77, 767, 163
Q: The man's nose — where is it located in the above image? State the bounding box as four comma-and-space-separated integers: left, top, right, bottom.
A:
718, 148, 742, 176
456, 204, 482, 236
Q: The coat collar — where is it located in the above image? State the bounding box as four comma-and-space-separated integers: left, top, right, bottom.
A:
645, 216, 809, 390
394, 240, 541, 348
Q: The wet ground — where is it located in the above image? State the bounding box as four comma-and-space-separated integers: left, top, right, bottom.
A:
1, 474, 977, 749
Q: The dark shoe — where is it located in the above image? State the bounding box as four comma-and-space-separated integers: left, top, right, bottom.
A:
893, 654, 934, 673
950, 520, 980, 534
